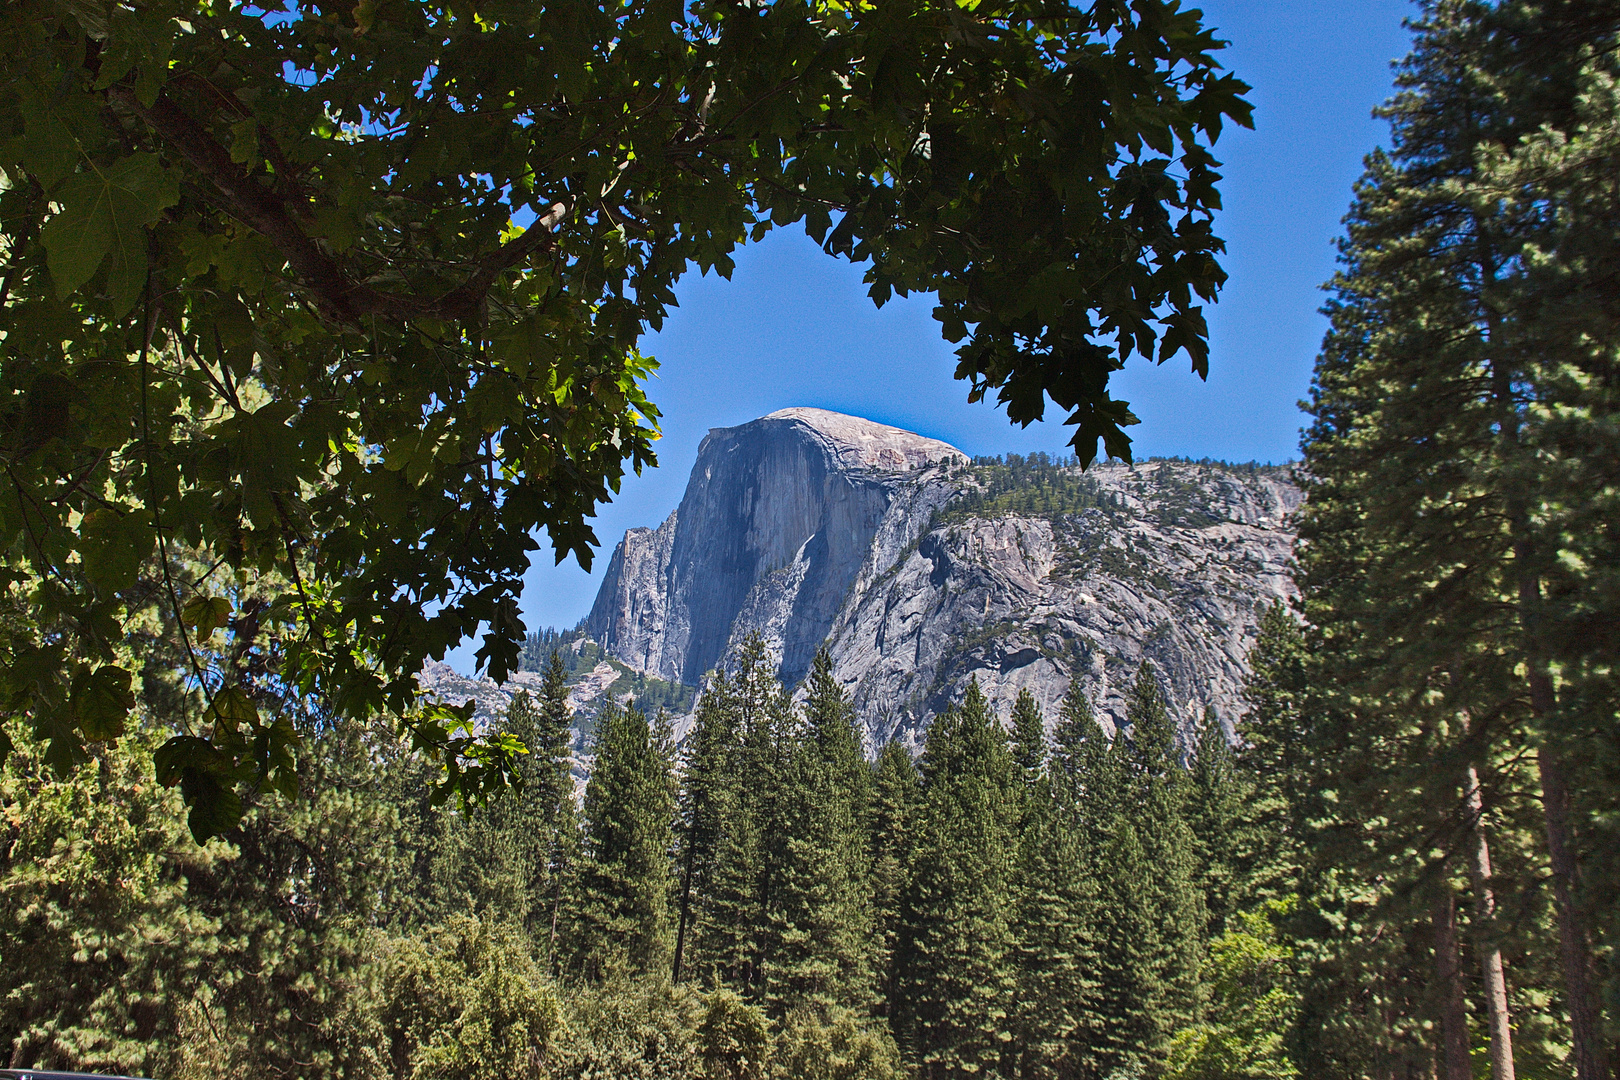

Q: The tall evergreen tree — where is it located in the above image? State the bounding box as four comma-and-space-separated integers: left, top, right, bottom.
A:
768, 650, 876, 1015
1296, 4, 1620, 1073
1474, 20, 1620, 1045
869, 738, 920, 1024
1, 713, 399, 1077
416, 679, 578, 954
896, 681, 1018, 1079
566, 701, 675, 979
532, 651, 582, 965
690, 637, 795, 996
1231, 604, 1310, 908
1009, 687, 1047, 788
1051, 678, 1121, 853
1090, 663, 1208, 1077
1008, 689, 1102, 1080
674, 670, 740, 985
1123, 661, 1179, 783
1187, 705, 1243, 934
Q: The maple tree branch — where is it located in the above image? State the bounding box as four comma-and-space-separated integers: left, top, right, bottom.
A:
111, 85, 566, 327
112, 85, 397, 324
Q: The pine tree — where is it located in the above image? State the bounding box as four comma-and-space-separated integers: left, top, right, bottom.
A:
1090, 663, 1207, 1077
532, 651, 581, 966
768, 651, 876, 1015
416, 679, 577, 954
869, 738, 919, 1024
1007, 690, 1102, 1080
1187, 704, 1243, 933
690, 636, 794, 996
895, 680, 1018, 1079
1123, 661, 1178, 783
1009, 687, 1047, 788
1474, 21, 1620, 1044
1230, 604, 1309, 908
0, 713, 401, 1077
1295, 4, 1620, 1073
674, 670, 740, 985
566, 701, 675, 979
1051, 678, 1120, 853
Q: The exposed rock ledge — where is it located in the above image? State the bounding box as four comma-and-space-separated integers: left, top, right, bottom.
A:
586, 408, 1300, 754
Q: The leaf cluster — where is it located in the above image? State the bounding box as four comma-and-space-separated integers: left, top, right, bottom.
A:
0, 0, 1248, 835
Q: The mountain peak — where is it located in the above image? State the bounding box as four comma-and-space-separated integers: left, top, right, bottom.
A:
588, 410, 1299, 751
754, 408, 967, 473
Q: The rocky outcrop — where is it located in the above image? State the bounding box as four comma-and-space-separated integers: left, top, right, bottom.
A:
822, 463, 1300, 752
585, 408, 967, 688
587, 409, 1300, 752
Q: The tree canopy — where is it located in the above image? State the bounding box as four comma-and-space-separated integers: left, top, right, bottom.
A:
0, 0, 1250, 834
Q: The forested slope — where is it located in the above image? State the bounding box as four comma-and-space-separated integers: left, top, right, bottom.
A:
1, 641, 1290, 1080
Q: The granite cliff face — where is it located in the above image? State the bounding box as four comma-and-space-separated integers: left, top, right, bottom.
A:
584, 408, 967, 688
585, 409, 1301, 751
826, 462, 1300, 750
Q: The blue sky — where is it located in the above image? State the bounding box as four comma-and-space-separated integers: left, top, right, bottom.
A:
451, 0, 1417, 664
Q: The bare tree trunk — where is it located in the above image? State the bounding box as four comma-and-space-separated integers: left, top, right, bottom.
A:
549, 871, 564, 975
673, 818, 698, 983
1463, 761, 1516, 1080
1535, 729, 1611, 1080
1433, 884, 1474, 1080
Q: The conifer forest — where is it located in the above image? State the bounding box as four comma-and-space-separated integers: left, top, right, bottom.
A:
3, 0, 1620, 1078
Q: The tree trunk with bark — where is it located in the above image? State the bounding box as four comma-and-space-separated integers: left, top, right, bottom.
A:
1433, 883, 1475, 1080
1462, 761, 1516, 1080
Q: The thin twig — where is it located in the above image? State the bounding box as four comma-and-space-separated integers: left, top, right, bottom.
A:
140, 273, 212, 715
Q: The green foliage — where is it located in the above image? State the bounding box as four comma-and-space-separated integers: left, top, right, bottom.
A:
1292, 3, 1620, 1075
1051, 678, 1117, 837
1187, 705, 1243, 933
769, 651, 877, 1014
1008, 687, 1047, 784
424, 673, 580, 958
938, 453, 1108, 524
674, 670, 739, 987
1008, 691, 1102, 1080
868, 739, 921, 1019
567, 701, 676, 980
1472, 37, 1620, 1041
699, 988, 772, 1080
897, 680, 1019, 1078
0, 0, 1250, 837
3, 632, 1298, 1080
13, 4, 1620, 1075
1123, 661, 1179, 778
1085, 664, 1207, 1077
556, 974, 704, 1080
361, 916, 564, 1080
1230, 604, 1308, 910
773, 1006, 904, 1080
1, 712, 399, 1078
1164, 900, 1301, 1080
685, 638, 796, 995
0, 722, 214, 1076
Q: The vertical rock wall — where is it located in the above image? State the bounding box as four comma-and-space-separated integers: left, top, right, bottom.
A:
585, 408, 1300, 751
585, 408, 967, 687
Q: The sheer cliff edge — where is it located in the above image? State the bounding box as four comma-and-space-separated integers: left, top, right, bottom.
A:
582, 408, 1299, 751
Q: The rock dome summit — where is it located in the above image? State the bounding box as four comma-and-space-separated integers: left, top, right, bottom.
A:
581, 408, 1300, 750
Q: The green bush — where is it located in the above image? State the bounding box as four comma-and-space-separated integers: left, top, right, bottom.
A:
555, 973, 704, 1080
1163, 900, 1300, 1080
772, 1006, 902, 1080
362, 916, 564, 1080
698, 988, 772, 1080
